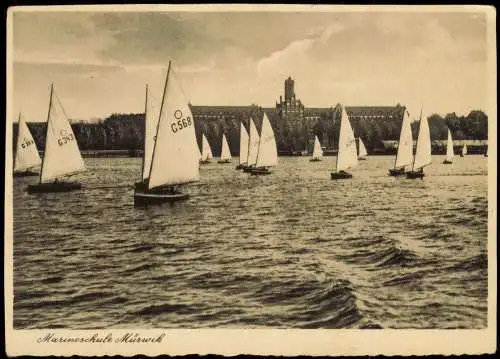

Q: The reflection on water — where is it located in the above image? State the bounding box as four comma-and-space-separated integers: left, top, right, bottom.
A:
13, 155, 488, 329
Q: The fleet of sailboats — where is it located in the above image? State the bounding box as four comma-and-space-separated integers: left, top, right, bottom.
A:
331, 106, 358, 179
248, 113, 278, 175
443, 128, 454, 164
406, 109, 432, 179
389, 108, 413, 176
218, 133, 232, 164
27, 84, 85, 193
14, 112, 41, 177
133, 61, 199, 206
358, 137, 368, 160
200, 133, 214, 164
310, 135, 323, 162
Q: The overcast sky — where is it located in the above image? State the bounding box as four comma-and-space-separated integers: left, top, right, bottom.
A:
10, 7, 491, 122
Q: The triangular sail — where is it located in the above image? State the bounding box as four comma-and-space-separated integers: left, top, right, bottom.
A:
312, 135, 323, 159
336, 106, 358, 172
412, 113, 432, 170
14, 113, 41, 172
147, 62, 199, 189
445, 129, 454, 162
255, 113, 278, 167
394, 109, 413, 169
239, 122, 249, 165
358, 137, 368, 158
40, 85, 85, 183
201, 133, 213, 160
220, 133, 231, 161
142, 85, 159, 181
462, 144, 468, 156
247, 118, 260, 166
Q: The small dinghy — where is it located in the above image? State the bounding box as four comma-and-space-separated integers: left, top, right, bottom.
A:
13, 112, 41, 177
442, 128, 454, 164
406, 108, 432, 179
309, 135, 323, 162
27, 84, 85, 194
389, 108, 413, 176
199, 133, 213, 164
243, 117, 260, 172
218, 133, 232, 164
133, 61, 199, 207
357, 137, 368, 160
248, 113, 278, 176
235, 121, 249, 169
460, 144, 468, 157
330, 106, 357, 180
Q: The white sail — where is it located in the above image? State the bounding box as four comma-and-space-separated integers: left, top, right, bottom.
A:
412, 114, 432, 170
148, 62, 200, 189
220, 133, 231, 161
247, 118, 260, 166
201, 133, 213, 160
358, 137, 368, 158
395, 109, 414, 169
312, 135, 323, 159
336, 106, 358, 172
14, 113, 41, 172
142, 85, 159, 181
239, 122, 249, 165
40, 85, 85, 183
445, 129, 454, 162
462, 144, 468, 156
255, 113, 278, 167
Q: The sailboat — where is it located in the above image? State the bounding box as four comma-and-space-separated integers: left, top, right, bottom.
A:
199, 133, 213, 164
389, 108, 413, 176
218, 133, 232, 164
13, 112, 41, 177
242, 117, 260, 173
249, 113, 277, 175
485, 146, 488, 157
134, 84, 158, 191
331, 106, 358, 179
406, 109, 432, 179
442, 128, 454, 164
358, 137, 368, 160
27, 84, 85, 193
133, 61, 199, 206
235, 121, 249, 170
309, 135, 323, 162
460, 144, 468, 157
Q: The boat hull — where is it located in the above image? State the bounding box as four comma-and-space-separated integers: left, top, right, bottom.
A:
14, 170, 39, 177
27, 181, 82, 194
443, 160, 453, 164
406, 171, 425, 179
134, 187, 189, 207
199, 159, 211, 164
388, 168, 406, 177
460, 154, 465, 157
242, 166, 255, 173
309, 158, 322, 162
330, 171, 352, 180
235, 164, 247, 170
249, 167, 271, 176
218, 159, 231, 164
358, 157, 367, 161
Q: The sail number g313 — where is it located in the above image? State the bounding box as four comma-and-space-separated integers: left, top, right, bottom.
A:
21, 137, 35, 149
57, 129, 75, 146
171, 109, 192, 133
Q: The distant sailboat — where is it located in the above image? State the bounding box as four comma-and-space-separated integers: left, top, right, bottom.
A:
242, 118, 260, 173
249, 113, 278, 175
27, 84, 85, 193
460, 144, 468, 157
331, 106, 358, 179
200, 133, 213, 164
218, 133, 232, 164
443, 128, 454, 164
309, 135, 323, 162
358, 137, 368, 160
135, 84, 158, 190
14, 112, 41, 177
406, 109, 432, 179
389, 108, 413, 176
134, 61, 199, 206
235, 121, 249, 169
485, 146, 488, 157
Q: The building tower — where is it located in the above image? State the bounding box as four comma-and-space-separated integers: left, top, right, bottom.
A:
284, 76, 294, 102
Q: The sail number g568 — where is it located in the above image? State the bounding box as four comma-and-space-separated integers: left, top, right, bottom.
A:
171, 109, 192, 133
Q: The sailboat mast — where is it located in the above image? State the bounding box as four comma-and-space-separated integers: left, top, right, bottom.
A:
140, 84, 148, 181
147, 61, 171, 182
411, 106, 423, 171
39, 83, 54, 184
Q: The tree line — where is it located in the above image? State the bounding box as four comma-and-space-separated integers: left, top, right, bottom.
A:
13, 108, 488, 156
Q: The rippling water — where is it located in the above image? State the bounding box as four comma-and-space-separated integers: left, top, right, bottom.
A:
13, 155, 488, 329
